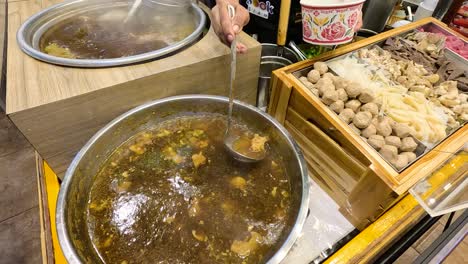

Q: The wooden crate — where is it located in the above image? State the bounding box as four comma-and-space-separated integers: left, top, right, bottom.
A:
268, 18, 467, 229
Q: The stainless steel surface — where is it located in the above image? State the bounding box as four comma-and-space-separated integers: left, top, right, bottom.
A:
17, 0, 206, 68
277, 46, 285, 58
56, 95, 309, 264
257, 44, 299, 108
357, 28, 379, 37
262, 43, 300, 63
224, 134, 267, 163
226, 3, 236, 135
432, 0, 453, 20
288, 41, 307, 61
362, 0, 400, 32
124, 0, 142, 23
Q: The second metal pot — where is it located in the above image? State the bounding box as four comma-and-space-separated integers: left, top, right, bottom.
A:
56, 95, 309, 264
257, 44, 300, 109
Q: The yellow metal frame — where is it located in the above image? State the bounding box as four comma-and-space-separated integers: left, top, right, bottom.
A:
43, 162, 67, 264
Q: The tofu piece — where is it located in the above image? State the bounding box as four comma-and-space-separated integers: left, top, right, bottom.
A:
230, 176, 247, 190
192, 152, 207, 168
250, 134, 268, 152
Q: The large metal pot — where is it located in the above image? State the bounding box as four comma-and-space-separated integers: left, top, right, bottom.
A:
56, 95, 309, 264
17, 0, 206, 67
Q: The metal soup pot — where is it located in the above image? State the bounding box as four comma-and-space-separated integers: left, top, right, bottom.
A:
56, 95, 309, 264
17, 0, 206, 67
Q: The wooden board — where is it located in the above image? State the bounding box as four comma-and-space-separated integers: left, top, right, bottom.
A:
268, 17, 467, 195
6, 1, 261, 178
0, 1, 6, 110
284, 106, 399, 229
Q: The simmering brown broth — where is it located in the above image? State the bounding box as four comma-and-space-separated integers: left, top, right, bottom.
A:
39, 7, 195, 59
87, 114, 293, 263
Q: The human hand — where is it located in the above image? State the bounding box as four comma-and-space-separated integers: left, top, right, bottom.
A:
212, 0, 250, 53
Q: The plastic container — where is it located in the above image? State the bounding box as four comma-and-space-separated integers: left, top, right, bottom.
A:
300, 0, 365, 45
409, 144, 468, 217
414, 0, 439, 21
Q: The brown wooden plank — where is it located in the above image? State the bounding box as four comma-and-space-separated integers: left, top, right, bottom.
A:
270, 71, 293, 124
285, 121, 357, 192
347, 169, 398, 228
286, 122, 349, 205
289, 89, 372, 167
0, 1, 5, 110
286, 107, 366, 180
267, 73, 280, 116
35, 153, 54, 264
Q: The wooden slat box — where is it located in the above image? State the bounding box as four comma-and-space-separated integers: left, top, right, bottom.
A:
268, 18, 467, 229
5, 1, 261, 179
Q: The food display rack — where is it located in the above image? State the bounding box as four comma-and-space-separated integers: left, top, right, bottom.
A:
268, 17, 467, 229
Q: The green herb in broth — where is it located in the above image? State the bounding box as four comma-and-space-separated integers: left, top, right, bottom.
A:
87, 114, 292, 264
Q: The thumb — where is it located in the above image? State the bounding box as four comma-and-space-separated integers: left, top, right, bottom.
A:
233, 7, 250, 34
218, 2, 235, 42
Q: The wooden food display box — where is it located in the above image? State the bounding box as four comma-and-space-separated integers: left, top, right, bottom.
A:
268, 18, 467, 229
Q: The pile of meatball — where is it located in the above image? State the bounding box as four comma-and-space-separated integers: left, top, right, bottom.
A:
299, 62, 420, 171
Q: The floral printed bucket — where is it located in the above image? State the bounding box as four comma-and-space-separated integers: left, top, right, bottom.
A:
300, 0, 365, 45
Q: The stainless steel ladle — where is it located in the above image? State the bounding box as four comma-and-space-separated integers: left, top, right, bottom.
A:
223, 5, 265, 163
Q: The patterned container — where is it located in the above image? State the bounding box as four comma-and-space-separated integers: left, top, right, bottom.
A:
300, 0, 365, 45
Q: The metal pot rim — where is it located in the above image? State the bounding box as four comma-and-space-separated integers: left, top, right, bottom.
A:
261, 43, 301, 62
56, 95, 310, 264
16, 1, 206, 68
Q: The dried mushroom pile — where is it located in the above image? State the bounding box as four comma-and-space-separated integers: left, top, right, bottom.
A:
299, 62, 419, 170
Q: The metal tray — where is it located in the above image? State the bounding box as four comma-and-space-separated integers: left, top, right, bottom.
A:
17, 0, 206, 68
409, 144, 468, 217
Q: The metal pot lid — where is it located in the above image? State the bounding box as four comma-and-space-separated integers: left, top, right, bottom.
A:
17, 0, 206, 68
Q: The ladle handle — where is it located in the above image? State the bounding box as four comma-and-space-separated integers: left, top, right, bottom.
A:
124, 0, 142, 23
227, 4, 236, 131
